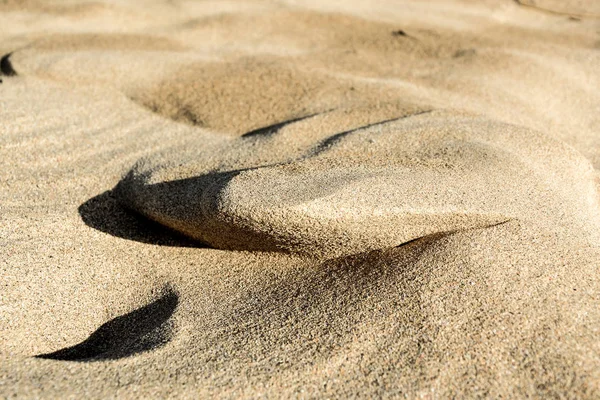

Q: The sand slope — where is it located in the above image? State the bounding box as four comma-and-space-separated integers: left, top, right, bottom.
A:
1, 0, 600, 398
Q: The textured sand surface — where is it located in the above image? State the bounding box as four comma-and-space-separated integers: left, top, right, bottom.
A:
2, 0, 600, 398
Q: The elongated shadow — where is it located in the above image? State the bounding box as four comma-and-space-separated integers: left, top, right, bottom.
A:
241, 113, 321, 138
79, 190, 201, 247
36, 288, 179, 361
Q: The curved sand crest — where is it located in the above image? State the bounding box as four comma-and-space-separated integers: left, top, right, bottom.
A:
4, 33, 188, 88
116, 108, 600, 258
517, 0, 600, 17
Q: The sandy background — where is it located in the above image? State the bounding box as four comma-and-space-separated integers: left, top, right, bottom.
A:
1, 0, 600, 398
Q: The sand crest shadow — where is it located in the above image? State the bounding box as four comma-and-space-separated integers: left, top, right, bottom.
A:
36, 288, 179, 362
79, 190, 201, 247
0, 52, 17, 76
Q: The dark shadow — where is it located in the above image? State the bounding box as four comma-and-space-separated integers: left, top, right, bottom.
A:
0, 53, 17, 76
241, 113, 320, 138
36, 287, 179, 361
79, 190, 201, 247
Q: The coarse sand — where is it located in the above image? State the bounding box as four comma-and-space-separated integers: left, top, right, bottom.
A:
1, 0, 600, 398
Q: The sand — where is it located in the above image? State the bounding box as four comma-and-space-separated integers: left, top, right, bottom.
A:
1, 0, 600, 398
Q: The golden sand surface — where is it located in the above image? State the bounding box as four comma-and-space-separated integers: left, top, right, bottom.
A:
1, 0, 600, 398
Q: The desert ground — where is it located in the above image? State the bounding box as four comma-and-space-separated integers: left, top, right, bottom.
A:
1, 0, 600, 398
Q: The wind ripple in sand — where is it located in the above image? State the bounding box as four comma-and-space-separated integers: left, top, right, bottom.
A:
116, 108, 600, 258
516, 0, 600, 18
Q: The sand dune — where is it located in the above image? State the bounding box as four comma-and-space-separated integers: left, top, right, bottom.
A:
2, 0, 600, 398
116, 109, 599, 258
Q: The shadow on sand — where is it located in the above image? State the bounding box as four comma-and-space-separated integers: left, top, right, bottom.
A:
79, 190, 202, 248
36, 288, 179, 361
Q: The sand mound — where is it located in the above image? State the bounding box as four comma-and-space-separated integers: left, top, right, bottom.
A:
116, 109, 600, 258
